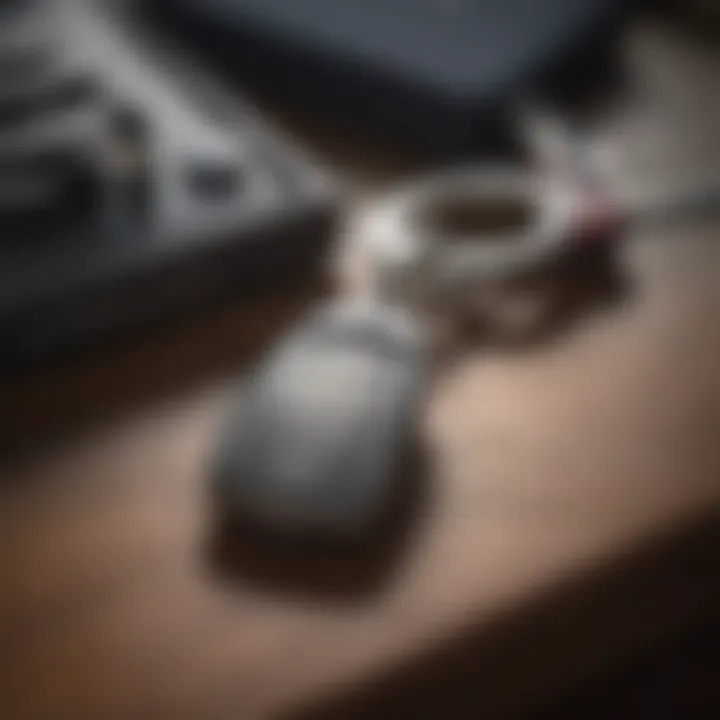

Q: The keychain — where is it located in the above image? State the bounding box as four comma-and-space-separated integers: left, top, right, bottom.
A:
210, 146, 720, 539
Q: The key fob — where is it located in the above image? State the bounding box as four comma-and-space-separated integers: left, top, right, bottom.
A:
211, 299, 429, 537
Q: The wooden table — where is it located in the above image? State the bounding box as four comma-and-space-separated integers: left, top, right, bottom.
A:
1, 19, 719, 720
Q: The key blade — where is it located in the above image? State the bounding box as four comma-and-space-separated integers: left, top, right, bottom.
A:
624, 176, 720, 229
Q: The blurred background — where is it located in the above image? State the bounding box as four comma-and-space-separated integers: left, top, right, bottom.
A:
0, 1, 718, 718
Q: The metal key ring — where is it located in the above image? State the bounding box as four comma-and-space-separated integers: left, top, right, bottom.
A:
356, 166, 583, 311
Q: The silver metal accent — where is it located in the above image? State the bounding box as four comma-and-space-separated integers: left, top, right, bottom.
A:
354, 166, 580, 312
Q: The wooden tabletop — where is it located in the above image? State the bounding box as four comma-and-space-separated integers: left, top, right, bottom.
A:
1, 19, 719, 720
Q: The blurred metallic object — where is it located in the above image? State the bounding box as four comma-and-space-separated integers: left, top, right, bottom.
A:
212, 297, 429, 538
0, 0, 335, 369
622, 174, 720, 227
0, 0, 103, 228
359, 168, 582, 309
353, 157, 720, 337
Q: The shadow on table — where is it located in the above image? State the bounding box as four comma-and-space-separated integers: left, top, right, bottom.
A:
0, 279, 329, 464
288, 510, 720, 719
205, 436, 434, 605
441, 241, 631, 359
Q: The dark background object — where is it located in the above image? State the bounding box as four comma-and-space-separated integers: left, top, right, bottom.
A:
0, 0, 335, 370
148, 0, 626, 157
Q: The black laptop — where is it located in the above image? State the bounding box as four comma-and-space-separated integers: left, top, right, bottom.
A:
152, 0, 625, 155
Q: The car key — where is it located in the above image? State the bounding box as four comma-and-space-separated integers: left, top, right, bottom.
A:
211, 298, 430, 537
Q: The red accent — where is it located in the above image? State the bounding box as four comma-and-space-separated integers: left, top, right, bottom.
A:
574, 195, 623, 244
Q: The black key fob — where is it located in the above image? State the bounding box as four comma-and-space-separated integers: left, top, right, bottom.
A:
211, 298, 429, 537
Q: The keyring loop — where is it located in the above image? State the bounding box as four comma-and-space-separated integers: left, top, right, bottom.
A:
355, 166, 581, 310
